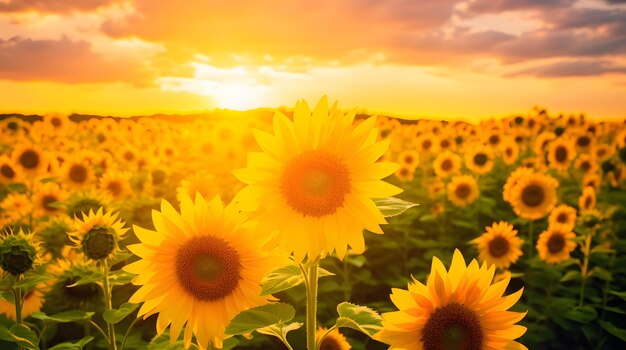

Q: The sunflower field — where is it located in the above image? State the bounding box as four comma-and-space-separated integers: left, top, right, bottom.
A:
0, 98, 625, 350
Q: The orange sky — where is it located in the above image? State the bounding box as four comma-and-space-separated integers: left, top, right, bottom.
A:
1, 0, 625, 120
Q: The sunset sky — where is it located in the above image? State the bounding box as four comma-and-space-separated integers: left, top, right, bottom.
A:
1, 0, 625, 120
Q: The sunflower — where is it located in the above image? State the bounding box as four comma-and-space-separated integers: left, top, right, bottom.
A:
573, 132, 594, 152
471, 221, 523, 270
500, 139, 519, 165
395, 165, 415, 182
536, 225, 577, 264
376, 249, 527, 350
433, 151, 461, 178
0, 193, 32, 222
43, 113, 71, 134
574, 153, 597, 175
44, 256, 104, 313
578, 186, 596, 213
508, 172, 558, 220
428, 178, 446, 200
36, 218, 73, 260
447, 175, 479, 207
0, 284, 46, 320
465, 146, 493, 175
547, 138, 575, 171
32, 182, 67, 218
68, 208, 128, 261
0, 156, 23, 184
99, 170, 132, 201
59, 155, 94, 190
533, 131, 556, 155
397, 149, 420, 170
11, 143, 48, 177
415, 132, 440, 154
234, 97, 401, 261
317, 327, 351, 350
582, 172, 601, 192
502, 167, 534, 203
65, 192, 109, 220
125, 195, 287, 349
548, 204, 577, 231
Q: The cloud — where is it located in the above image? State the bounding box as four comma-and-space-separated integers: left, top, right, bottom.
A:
465, 0, 576, 14
0, 36, 150, 83
0, 0, 119, 13
510, 60, 626, 77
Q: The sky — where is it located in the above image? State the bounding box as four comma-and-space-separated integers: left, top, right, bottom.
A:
0, 0, 625, 120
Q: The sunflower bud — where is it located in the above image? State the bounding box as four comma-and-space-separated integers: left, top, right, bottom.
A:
82, 226, 116, 260
0, 232, 37, 275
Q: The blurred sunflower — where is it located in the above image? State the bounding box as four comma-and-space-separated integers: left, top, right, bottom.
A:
125, 195, 287, 349
508, 172, 558, 220
99, 170, 132, 201
447, 175, 479, 207
428, 178, 446, 200
533, 131, 556, 156
317, 327, 351, 350
471, 221, 523, 269
0, 156, 23, 184
0, 284, 46, 320
395, 165, 415, 182
573, 132, 594, 152
36, 218, 73, 260
582, 172, 601, 192
548, 204, 577, 231
574, 153, 597, 175
176, 171, 219, 204
433, 151, 461, 178
12, 143, 48, 177
465, 146, 493, 174
33, 182, 67, 218
376, 249, 527, 350
45, 256, 104, 313
578, 186, 596, 213
415, 132, 440, 154
59, 154, 94, 190
592, 143, 613, 161
0, 193, 32, 222
500, 138, 519, 165
536, 225, 577, 264
43, 113, 71, 135
547, 138, 575, 171
396, 149, 420, 170
234, 97, 401, 260
66, 192, 108, 220
68, 208, 128, 261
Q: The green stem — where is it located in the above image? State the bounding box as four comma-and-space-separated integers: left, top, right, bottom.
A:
87, 320, 109, 343
13, 286, 24, 350
102, 260, 117, 350
120, 317, 140, 350
528, 220, 535, 260
305, 258, 319, 350
579, 234, 592, 307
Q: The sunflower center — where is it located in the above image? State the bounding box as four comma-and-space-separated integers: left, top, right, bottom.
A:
521, 184, 545, 207
69, 164, 88, 183
280, 151, 351, 217
441, 159, 453, 171
584, 196, 592, 209
422, 140, 433, 150
488, 236, 510, 258
175, 236, 242, 301
489, 135, 500, 145
1, 164, 15, 178
400, 168, 410, 177
19, 150, 40, 169
555, 146, 568, 162
106, 181, 123, 196
473, 153, 487, 166
455, 184, 471, 199
422, 302, 483, 350
42, 195, 59, 212
319, 336, 342, 350
82, 226, 116, 260
441, 139, 450, 148
577, 136, 590, 147
124, 151, 134, 161
506, 148, 513, 157
51, 117, 62, 127
557, 213, 568, 223
547, 234, 566, 254
405, 155, 414, 164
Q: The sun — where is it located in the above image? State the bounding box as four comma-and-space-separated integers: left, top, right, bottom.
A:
213, 83, 267, 110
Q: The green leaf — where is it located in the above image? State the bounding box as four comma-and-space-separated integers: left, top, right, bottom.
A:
109, 270, 136, 286
225, 303, 295, 336
0, 324, 39, 349
257, 322, 303, 345
560, 270, 581, 282
31, 310, 95, 323
589, 267, 612, 281
39, 177, 58, 184
14, 273, 54, 289
346, 255, 366, 268
590, 246, 615, 255
373, 197, 418, 217
564, 306, 597, 323
609, 290, 626, 301
103, 302, 139, 324
260, 265, 333, 296
48, 337, 94, 350
599, 320, 626, 341
334, 302, 383, 337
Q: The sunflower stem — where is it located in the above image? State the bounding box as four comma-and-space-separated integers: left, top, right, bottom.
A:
528, 220, 535, 260
102, 260, 118, 350
120, 317, 140, 350
579, 233, 592, 307
305, 258, 319, 350
13, 285, 24, 350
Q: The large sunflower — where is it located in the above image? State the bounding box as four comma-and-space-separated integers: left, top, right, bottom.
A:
234, 97, 401, 261
508, 172, 558, 220
471, 221, 524, 270
548, 204, 577, 231
536, 225, 577, 264
447, 175, 479, 207
376, 249, 527, 350
125, 195, 287, 349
